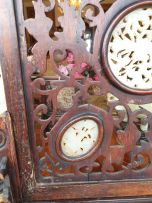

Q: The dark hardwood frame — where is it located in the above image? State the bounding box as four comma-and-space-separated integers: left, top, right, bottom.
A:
0, 0, 152, 202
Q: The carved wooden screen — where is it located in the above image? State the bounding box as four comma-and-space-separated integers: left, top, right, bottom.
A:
4, 0, 152, 202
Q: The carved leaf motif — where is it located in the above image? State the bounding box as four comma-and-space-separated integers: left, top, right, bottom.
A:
22, 0, 152, 182
25, 0, 56, 74
24, 0, 54, 41
117, 124, 141, 149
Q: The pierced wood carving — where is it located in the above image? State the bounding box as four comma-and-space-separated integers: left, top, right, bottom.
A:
0, 157, 11, 203
21, 0, 152, 185
0, 113, 14, 202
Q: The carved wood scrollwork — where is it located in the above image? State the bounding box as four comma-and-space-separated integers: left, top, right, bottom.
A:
23, 0, 152, 184
0, 113, 13, 202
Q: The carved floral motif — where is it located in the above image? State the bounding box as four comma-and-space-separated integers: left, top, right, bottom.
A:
24, 0, 152, 183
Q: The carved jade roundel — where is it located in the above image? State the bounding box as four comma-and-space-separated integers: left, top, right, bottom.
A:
108, 7, 152, 91
61, 119, 99, 158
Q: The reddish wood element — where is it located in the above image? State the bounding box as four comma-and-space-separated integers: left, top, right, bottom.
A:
0, 0, 152, 201
0, 112, 20, 202
0, 157, 10, 203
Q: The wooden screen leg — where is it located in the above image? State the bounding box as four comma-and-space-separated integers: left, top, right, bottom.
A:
0, 112, 21, 202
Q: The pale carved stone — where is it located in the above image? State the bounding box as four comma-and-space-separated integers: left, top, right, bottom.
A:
61, 119, 99, 158
108, 8, 152, 90
57, 87, 75, 109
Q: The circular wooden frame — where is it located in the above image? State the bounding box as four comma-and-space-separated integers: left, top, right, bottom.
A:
56, 115, 103, 162
49, 105, 113, 169
102, 1, 152, 95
